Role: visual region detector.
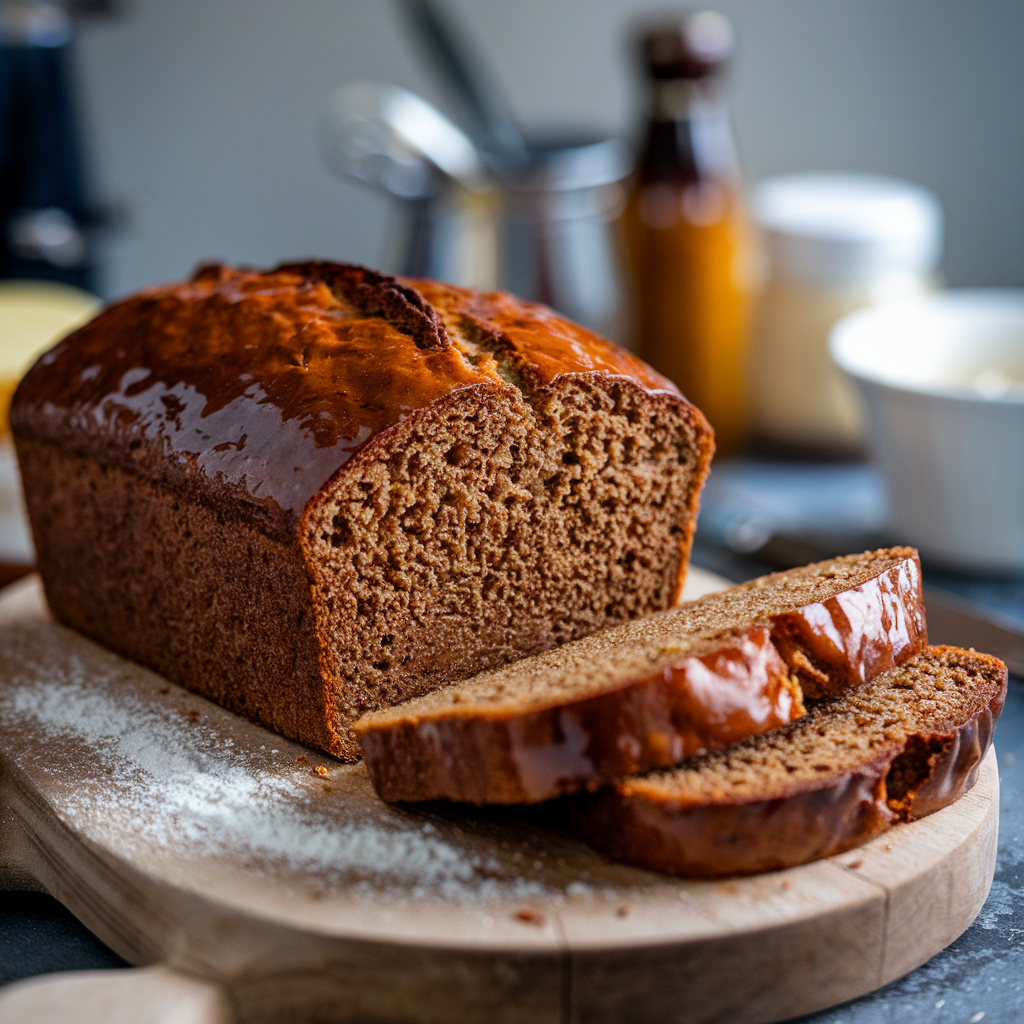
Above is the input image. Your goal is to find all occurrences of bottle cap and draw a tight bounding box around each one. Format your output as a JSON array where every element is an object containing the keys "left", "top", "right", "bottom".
[
  {"left": 638, "top": 11, "right": 734, "bottom": 80},
  {"left": 752, "top": 173, "right": 942, "bottom": 285}
]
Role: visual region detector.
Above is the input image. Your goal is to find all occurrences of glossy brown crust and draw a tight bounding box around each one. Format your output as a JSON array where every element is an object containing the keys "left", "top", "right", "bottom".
[
  {"left": 767, "top": 549, "right": 927, "bottom": 697},
  {"left": 12, "top": 261, "right": 694, "bottom": 538},
  {"left": 570, "top": 647, "right": 1007, "bottom": 878},
  {"left": 408, "top": 278, "right": 677, "bottom": 392},
  {"left": 359, "top": 626, "right": 803, "bottom": 804}
]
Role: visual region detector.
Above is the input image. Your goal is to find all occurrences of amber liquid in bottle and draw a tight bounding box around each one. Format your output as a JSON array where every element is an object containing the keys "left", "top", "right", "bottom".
[{"left": 624, "top": 34, "right": 751, "bottom": 457}]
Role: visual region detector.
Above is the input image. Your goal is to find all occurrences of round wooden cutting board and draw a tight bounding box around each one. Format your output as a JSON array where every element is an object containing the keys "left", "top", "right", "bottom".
[{"left": 0, "top": 576, "right": 999, "bottom": 1024}]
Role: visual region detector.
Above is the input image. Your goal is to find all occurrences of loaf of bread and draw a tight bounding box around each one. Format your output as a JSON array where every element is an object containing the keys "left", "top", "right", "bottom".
[
  {"left": 356, "top": 548, "right": 926, "bottom": 803},
  {"left": 569, "top": 646, "right": 1006, "bottom": 878},
  {"left": 11, "top": 262, "right": 713, "bottom": 759}
]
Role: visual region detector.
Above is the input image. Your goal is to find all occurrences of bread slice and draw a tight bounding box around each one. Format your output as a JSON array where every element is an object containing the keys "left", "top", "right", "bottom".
[
  {"left": 356, "top": 548, "right": 927, "bottom": 803},
  {"left": 569, "top": 646, "right": 1006, "bottom": 878}
]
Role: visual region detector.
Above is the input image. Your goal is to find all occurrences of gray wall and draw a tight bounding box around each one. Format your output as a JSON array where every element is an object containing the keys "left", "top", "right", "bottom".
[{"left": 74, "top": 0, "right": 1024, "bottom": 299}]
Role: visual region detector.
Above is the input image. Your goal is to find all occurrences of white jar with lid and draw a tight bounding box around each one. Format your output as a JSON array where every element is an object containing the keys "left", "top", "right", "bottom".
[{"left": 748, "top": 173, "right": 942, "bottom": 456}]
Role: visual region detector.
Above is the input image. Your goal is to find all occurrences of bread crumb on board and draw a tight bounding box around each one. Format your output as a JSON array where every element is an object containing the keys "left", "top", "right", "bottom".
[{"left": 514, "top": 909, "right": 546, "bottom": 926}]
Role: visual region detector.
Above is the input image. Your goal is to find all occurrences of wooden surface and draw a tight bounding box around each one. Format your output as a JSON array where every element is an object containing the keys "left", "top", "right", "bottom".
[{"left": 0, "top": 576, "right": 1000, "bottom": 1024}]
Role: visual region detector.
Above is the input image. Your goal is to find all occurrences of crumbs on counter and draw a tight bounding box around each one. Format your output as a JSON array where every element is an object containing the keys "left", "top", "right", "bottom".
[{"left": 514, "top": 909, "right": 546, "bottom": 926}]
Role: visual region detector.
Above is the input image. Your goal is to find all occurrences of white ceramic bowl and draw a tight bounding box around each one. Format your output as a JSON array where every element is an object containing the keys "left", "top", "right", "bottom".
[{"left": 830, "top": 290, "right": 1024, "bottom": 573}]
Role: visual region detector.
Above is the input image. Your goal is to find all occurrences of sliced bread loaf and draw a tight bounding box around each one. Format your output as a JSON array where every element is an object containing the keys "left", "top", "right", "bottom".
[
  {"left": 12, "top": 262, "right": 713, "bottom": 760},
  {"left": 356, "top": 548, "right": 926, "bottom": 803},
  {"left": 569, "top": 646, "right": 1006, "bottom": 878}
]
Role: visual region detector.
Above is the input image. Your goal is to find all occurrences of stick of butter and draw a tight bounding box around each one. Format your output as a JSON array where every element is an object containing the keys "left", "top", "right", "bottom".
[{"left": 0, "top": 280, "right": 100, "bottom": 437}]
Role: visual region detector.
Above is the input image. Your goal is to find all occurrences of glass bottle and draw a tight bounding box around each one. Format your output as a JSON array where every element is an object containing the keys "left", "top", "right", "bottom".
[{"left": 623, "top": 11, "right": 751, "bottom": 457}]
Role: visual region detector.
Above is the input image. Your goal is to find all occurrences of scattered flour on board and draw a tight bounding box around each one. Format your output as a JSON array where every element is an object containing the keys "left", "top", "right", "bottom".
[{"left": 0, "top": 619, "right": 586, "bottom": 904}]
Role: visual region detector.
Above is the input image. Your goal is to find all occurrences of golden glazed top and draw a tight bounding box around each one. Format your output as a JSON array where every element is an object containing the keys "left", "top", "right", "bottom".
[{"left": 11, "top": 262, "right": 682, "bottom": 537}]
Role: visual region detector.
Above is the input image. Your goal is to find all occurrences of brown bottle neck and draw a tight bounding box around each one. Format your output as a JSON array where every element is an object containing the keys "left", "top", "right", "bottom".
[
  {"left": 647, "top": 78, "right": 709, "bottom": 121},
  {"left": 638, "top": 77, "right": 738, "bottom": 185}
]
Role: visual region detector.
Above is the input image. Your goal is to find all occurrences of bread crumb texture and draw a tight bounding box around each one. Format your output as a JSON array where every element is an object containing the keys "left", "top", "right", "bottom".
[{"left": 305, "top": 375, "right": 705, "bottom": 756}]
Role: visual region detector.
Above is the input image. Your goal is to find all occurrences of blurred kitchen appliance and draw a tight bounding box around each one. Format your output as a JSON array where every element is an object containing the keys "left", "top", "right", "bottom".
[
  {"left": 622, "top": 10, "right": 751, "bottom": 456},
  {"left": 750, "top": 173, "right": 942, "bottom": 458},
  {"left": 321, "top": 82, "right": 631, "bottom": 344},
  {"left": 319, "top": 0, "right": 632, "bottom": 342},
  {"left": 0, "top": 0, "right": 103, "bottom": 290}
]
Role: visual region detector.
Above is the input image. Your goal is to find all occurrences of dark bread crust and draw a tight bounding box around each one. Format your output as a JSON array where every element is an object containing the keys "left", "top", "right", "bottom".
[
  {"left": 277, "top": 261, "right": 449, "bottom": 352},
  {"left": 356, "top": 548, "right": 926, "bottom": 803},
  {"left": 12, "top": 262, "right": 714, "bottom": 758},
  {"left": 16, "top": 436, "right": 333, "bottom": 751},
  {"left": 569, "top": 646, "right": 1006, "bottom": 878}
]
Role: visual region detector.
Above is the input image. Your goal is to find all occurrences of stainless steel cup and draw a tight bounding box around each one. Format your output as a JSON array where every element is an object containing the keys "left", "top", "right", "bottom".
[
  {"left": 322, "top": 85, "right": 632, "bottom": 344},
  {"left": 397, "top": 135, "right": 630, "bottom": 343}
]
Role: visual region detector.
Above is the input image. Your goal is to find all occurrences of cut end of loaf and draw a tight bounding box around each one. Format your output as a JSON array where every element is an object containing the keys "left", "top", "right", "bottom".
[{"left": 304, "top": 373, "right": 711, "bottom": 759}]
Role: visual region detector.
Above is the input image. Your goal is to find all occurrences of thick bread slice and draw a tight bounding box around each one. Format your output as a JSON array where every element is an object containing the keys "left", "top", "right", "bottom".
[
  {"left": 570, "top": 646, "right": 1006, "bottom": 878},
  {"left": 356, "top": 548, "right": 926, "bottom": 803}
]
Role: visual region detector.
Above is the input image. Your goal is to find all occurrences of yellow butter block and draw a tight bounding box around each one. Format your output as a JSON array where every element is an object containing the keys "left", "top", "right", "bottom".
[{"left": 0, "top": 280, "right": 100, "bottom": 436}]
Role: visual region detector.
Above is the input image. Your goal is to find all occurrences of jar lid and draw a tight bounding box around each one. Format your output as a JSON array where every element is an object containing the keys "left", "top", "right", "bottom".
[{"left": 752, "top": 173, "right": 943, "bottom": 284}]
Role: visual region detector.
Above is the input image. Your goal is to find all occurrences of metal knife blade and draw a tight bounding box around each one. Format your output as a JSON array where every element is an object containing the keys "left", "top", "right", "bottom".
[{"left": 924, "top": 585, "right": 1024, "bottom": 678}]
